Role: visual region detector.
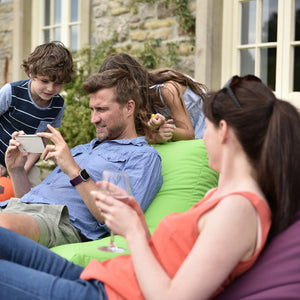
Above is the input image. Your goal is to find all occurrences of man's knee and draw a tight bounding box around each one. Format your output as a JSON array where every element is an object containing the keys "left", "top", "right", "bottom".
[{"left": 0, "top": 213, "right": 40, "bottom": 242}]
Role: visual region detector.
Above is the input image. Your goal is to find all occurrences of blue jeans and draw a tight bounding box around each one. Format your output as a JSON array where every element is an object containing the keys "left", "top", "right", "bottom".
[{"left": 0, "top": 227, "right": 106, "bottom": 300}]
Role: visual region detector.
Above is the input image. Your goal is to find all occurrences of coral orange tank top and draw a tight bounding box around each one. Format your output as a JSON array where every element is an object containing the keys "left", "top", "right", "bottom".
[{"left": 80, "top": 190, "right": 271, "bottom": 300}]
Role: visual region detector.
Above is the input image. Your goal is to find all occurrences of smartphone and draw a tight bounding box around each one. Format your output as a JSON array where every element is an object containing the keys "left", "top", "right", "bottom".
[{"left": 15, "top": 135, "right": 45, "bottom": 153}]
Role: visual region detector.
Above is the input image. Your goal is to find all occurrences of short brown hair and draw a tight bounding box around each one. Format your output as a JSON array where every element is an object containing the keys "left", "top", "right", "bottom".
[
  {"left": 22, "top": 41, "right": 74, "bottom": 83},
  {"left": 83, "top": 69, "right": 149, "bottom": 136}
]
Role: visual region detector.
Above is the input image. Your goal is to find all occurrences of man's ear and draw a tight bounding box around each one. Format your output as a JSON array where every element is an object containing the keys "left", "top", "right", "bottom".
[{"left": 126, "top": 100, "right": 135, "bottom": 116}]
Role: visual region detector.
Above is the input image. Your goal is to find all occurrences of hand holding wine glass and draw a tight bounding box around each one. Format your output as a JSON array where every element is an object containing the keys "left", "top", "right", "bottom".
[{"left": 98, "top": 170, "right": 131, "bottom": 253}]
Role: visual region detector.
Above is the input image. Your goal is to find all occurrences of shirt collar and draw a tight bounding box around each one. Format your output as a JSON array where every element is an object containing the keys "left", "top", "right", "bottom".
[{"left": 92, "top": 136, "right": 147, "bottom": 148}]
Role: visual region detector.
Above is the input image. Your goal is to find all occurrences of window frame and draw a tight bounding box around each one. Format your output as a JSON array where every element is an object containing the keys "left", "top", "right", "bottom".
[
  {"left": 222, "top": 0, "right": 300, "bottom": 107},
  {"left": 31, "top": 0, "right": 90, "bottom": 52}
]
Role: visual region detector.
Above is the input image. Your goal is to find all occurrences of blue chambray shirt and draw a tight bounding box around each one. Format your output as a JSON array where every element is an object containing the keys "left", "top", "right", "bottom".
[{"left": 4, "top": 137, "right": 163, "bottom": 240}]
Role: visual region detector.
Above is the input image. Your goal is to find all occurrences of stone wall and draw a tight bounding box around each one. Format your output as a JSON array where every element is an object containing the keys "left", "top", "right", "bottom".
[
  {"left": 0, "top": 0, "right": 13, "bottom": 87},
  {"left": 0, "top": 0, "right": 197, "bottom": 87},
  {"left": 91, "top": 0, "right": 197, "bottom": 75}
]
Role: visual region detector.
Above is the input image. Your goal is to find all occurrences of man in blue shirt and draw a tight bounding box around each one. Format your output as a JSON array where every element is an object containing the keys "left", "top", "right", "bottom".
[{"left": 0, "top": 69, "right": 163, "bottom": 248}]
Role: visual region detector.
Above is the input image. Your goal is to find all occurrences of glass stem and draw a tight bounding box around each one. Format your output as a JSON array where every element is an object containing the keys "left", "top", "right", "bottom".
[{"left": 109, "top": 231, "right": 115, "bottom": 246}]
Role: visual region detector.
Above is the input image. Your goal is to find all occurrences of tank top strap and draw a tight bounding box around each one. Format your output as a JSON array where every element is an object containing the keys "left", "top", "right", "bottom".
[{"left": 149, "top": 84, "right": 165, "bottom": 105}]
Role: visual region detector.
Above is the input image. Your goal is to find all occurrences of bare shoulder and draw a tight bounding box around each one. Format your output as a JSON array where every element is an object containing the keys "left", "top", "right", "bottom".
[
  {"left": 205, "top": 194, "right": 259, "bottom": 230},
  {"left": 161, "top": 81, "right": 185, "bottom": 104},
  {"left": 215, "top": 194, "right": 258, "bottom": 216}
]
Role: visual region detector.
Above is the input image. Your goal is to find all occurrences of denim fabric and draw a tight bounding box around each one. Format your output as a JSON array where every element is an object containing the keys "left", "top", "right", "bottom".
[{"left": 0, "top": 227, "right": 106, "bottom": 300}]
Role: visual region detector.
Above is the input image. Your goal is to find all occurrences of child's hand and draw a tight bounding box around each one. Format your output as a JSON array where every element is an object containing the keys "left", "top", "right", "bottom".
[
  {"left": 155, "top": 119, "right": 175, "bottom": 143},
  {"left": 148, "top": 113, "right": 166, "bottom": 130}
]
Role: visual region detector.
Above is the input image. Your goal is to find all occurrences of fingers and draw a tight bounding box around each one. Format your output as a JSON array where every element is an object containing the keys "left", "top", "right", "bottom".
[
  {"left": 91, "top": 189, "right": 131, "bottom": 209},
  {"left": 41, "top": 144, "right": 57, "bottom": 161},
  {"left": 154, "top": 113, "right": 165, "bottom": 122},
  {"left": 37, "top": 124, "right": 63, "bottom": 145},
  {"left": 149, "top": 113, "right": 166, "bottom": 130},
  {"left": 48, "top": 144, "right": 56, "bottom": 151},
  {"left": 11, "top": 131, "right": 25, "bottom": 139},
  {"left": 165, "top": 119, "right": 174, "bottom": 124}
]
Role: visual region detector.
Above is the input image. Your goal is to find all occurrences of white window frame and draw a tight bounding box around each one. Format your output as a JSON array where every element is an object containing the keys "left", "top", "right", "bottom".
[
  {"left": 222, "top": 0, "right": 300, "bottom": 108},
  {"left": 31, "top": 0, "right": 90, "bottom": 52}
]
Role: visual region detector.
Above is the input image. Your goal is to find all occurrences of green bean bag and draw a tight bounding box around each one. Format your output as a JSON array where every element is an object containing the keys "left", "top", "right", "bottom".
[{"left": 51, "top": 139, "right": 219, "bottom": 266}]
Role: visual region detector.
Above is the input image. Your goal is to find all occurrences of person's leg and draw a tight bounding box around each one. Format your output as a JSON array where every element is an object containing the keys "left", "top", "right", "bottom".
[
  {"left": 0, "top": 260, "right": 102, "bottom": 300},
  {"left": 0, "top": 198, "right": 40, "bottom": 242},
  {"left": 0, "top": 227, "right": 103, "bottom": 299},
  {"left": 0, "top": 226, "right": 82, "bottom": 279},
  {"left": 0, "top": 199, "right": 83, "bottom": 247},
  {"left": 0, "top": 212, "right": 40, "bottom": 241}
]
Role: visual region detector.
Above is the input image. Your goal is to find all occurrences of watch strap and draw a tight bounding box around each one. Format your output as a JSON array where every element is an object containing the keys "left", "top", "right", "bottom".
[{"left": 70, "top": 169, "right": 90, "bottom": 186}]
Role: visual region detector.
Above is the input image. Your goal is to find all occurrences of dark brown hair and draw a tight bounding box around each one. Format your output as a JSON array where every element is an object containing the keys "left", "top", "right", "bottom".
[
  {"left": 99, "top": 53, "right": 207, "bottom": 117},
  {"left": 203, "top": 79, "right": 300, "bottom": 238},
  {"left": 22, "top": 41, "right": 75, "bottom": 83},
  {"left": 83, "top": 69, "right": 149, "bottom": 136}
]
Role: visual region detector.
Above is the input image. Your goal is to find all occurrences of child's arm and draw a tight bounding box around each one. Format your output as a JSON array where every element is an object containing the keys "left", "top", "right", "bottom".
[
  {"left": 0, "top": 83, "right": 12, "bottom": 115},
  {"left": 161, "top": 82, "right": 195, "bottom": 141},
  {"left": 23, "top": 136, "right": 49, "bottom": 184}
]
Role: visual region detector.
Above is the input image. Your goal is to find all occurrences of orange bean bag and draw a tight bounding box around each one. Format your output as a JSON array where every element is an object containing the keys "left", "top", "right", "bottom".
[{"left": 0, "top": 176, "right": 14, "bottom": 202}]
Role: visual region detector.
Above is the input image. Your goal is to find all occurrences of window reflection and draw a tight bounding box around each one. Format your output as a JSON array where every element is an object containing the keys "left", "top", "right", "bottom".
[
  {"left": 44, "top": 0, "right": 50, "bottom": 26},
  {"left": 241, "top": 1, "right": 256, "bottom": 44},
  {"left": 240, "top": 48, "right": 255, "bottom": 76},
  {"left": 294, "top": 47, "right": 300, "bottom": 91},
  {"left": 260, "top": 48, "right": 276, "bottom": 90},
  {"left": 71, "top": 0, "right": 79, "bottom": 22},
  {"left": 261, "top": 0, "right": 278, "bottom": 43},
  {"left": 70, "top": 25, "right": 78, "bottom": 52},
  {"left": 44, "top": 29, "right": 50, "bottom": 43},
  {"left": 54, "top": 0, "right": 61, "bottom": 25},
  {"left": 54, "top": 27, "right": 61, "bottom": 41},
  {"left": 295, "top": 0, "right": 300, "bottom": 41}
]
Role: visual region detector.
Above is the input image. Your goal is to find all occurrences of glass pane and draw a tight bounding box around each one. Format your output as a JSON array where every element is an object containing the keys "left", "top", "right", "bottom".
[
  {"left": 44, "top": 0, "right": 50, "bottom": 26},
  {"left": 240, "top": 48, "right": 255, "bottom": 75},
  {"left": 71, "top": 0, "right": 79, "bottom": 22},
  {"left": 294, "top": 46, "right": 300, "bottom": 91},
  {"left": 241, "top": 0, "right": 256, "bottom": 44},
  {"left": 54, "top": 0, "right": 61, "bottom": 24},
  {"left": 70, "top": 25, "right": 78, "bottom": 52},
  {"left": 54, "top": 27, "right": 61, "bottom": 41},
  {"left": 261, "top": 0, "right": 278, "bottom": 42},
  {"left": 43, "top": 29, "right": 50, "bottom": 43},
  {"left": 295, "top": 0, "right": 300, "bottom": 40},
  {"left": 260, "top": 48, "right": 276, "bottom": 90}
]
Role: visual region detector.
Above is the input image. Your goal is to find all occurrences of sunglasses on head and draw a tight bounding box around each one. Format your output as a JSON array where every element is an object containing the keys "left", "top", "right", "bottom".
[{"left": 222, "top": 75, "right": 262, "bottom": 108}]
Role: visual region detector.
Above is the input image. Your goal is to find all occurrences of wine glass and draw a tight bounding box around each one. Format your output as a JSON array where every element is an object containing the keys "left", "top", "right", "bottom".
[{"left": 98, "top": 170, "right": 130, "bottom": 253}]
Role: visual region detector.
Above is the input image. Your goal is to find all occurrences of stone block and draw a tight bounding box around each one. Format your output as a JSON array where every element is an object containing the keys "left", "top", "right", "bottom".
[
  {"left": 179, "top": 43, "right": 195, "bottom": 55},
  {"left": 148, "top": 28, "right": 174, "bottom": 41},
  {"left": 130, "top": 31, "right": 147, "bottom": 42},
  {"left": 142, "top": 19, "right": 176, "bottom": 30}
]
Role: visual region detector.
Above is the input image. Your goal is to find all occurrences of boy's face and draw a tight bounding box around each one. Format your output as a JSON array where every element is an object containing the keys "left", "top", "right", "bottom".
[{"left": 30, "top": 75, "right": 64, "bottom": 105}]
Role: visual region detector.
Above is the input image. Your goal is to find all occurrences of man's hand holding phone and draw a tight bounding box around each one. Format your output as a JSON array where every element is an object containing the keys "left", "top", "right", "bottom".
[{"left": 15, "top": 135, "right": 45, "bottom": 153}]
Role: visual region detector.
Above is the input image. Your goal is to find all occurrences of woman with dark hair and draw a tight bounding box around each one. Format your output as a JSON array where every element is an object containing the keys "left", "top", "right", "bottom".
[
  {"left": 99, "top": 53, "right": 207, "bottom": 143},
  {"left": 0, "top": 76, "right": 299, "bottom": 300}
]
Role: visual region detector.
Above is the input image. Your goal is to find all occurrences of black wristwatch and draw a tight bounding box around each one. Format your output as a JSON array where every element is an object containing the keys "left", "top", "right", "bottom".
[{"left": 70, "top": 169, "right": 90, "bottom": 186}]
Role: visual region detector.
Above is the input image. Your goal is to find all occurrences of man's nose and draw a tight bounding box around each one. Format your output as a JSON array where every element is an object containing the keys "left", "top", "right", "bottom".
[{"left": 91, "top": 111, "right": 100, "bottom": 123}]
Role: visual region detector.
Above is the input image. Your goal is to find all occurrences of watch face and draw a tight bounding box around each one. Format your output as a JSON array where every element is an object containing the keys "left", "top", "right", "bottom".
[{"left": 80, "top": 169, "right": 90, "bottom": 180}]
